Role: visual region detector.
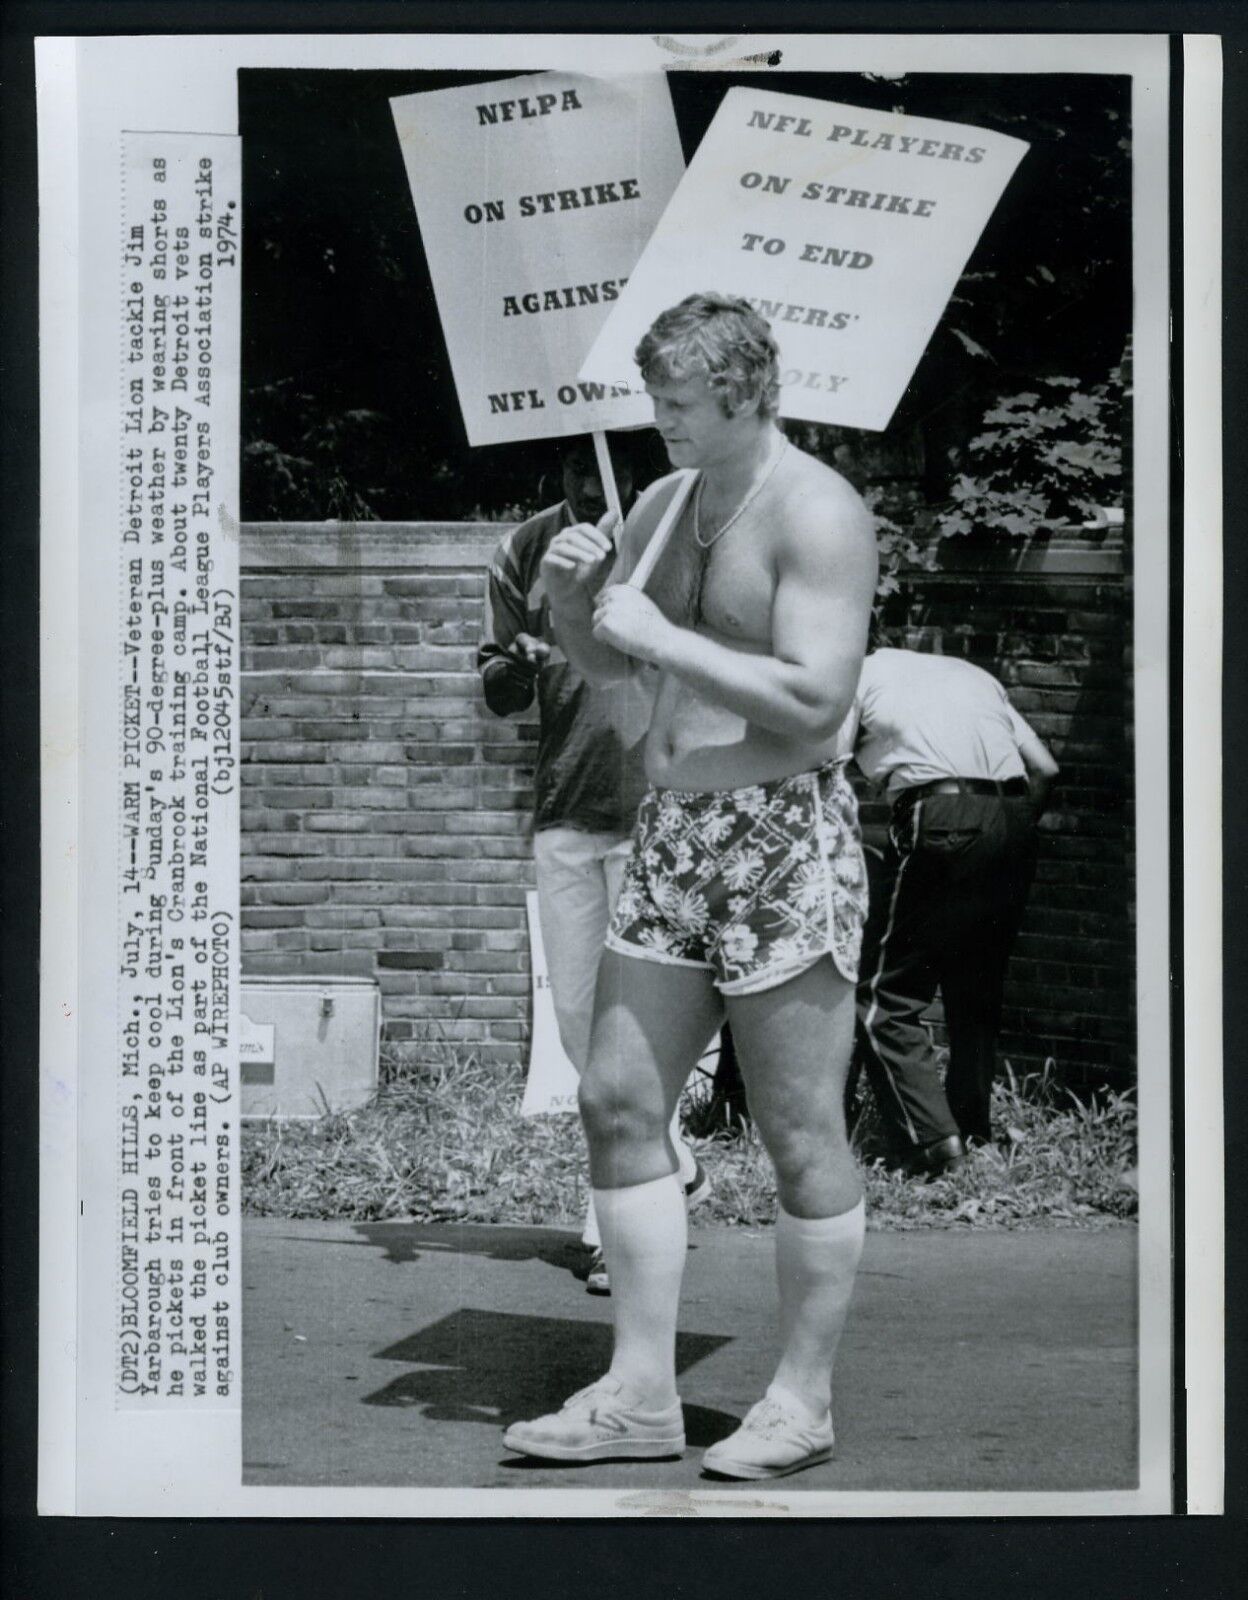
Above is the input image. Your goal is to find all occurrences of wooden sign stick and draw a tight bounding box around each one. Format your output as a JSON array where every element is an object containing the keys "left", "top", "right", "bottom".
[
  {"left": 623, "top": 467, "right": 698, "bottom": 591},
  {"left": 591, "top": 430, "right": 624, "bottom": 528}
]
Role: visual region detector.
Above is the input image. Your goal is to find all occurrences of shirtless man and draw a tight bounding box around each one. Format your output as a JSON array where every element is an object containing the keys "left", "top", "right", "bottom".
[{"left": 502, "top": 293, "right": 877, "bottom": 1480}]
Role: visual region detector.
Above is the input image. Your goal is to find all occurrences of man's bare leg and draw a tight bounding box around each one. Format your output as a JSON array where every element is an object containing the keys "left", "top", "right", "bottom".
[
  {"left": 502, "top": 952, "right": 721, "bottom": 1460},
  {"left": 728, "top": 957, "right": 861, "bottom": 1220},
  {"left": 703, "top": 958, "right": 864, "bottom": 1477},
  {"left": 535, "top": 836, "right": 704, "bottom": 1265},
  {"left": 579, "top": 951, "right": 723, "bottom": 1404}
]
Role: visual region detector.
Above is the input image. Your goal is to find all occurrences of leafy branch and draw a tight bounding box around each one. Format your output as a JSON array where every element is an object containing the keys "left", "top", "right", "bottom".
[{"left": 935, "top": 367, "right": 1125, "bottom": 540}]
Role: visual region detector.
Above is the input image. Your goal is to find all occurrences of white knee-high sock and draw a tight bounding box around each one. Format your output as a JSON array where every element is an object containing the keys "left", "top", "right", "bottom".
[
  {"left": 585, "top": 1116, "right": 688, "bottom": 1247},
  {"left": 770, "top": 1199, "right": 865, "bottom": 1422},
  {"left": 594, "top": 1174, "right": 687, "bottom": 1408}
]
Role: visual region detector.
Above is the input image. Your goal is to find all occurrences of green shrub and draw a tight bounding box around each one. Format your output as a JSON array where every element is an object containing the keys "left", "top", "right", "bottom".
[{"left": 936, "top": 366, "right": 1125, "bottom": 540}]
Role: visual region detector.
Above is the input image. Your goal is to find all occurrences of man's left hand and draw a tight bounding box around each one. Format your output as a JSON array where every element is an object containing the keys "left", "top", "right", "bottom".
[{"left": 591, "top": 585, "right": 675, "bottom": 666}]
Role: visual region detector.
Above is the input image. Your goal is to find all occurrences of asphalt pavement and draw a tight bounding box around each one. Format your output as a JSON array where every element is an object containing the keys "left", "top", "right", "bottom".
[{"left": 242, "top": 1217, "right": 1137, "bottom": 1493}]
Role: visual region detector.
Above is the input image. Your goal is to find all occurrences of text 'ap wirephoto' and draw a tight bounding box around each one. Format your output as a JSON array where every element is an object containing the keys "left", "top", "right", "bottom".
[
  {"left": 580, "top": 87, "right": 1029, "bottom": 431},
  {"left": 390, "top": 72, "right": 685, "bottom": 447}
]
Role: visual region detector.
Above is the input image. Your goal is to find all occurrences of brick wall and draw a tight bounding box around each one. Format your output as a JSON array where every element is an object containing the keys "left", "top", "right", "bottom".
[{"left": 240, "top": 522, "right": 1133, "bottom": 1086}]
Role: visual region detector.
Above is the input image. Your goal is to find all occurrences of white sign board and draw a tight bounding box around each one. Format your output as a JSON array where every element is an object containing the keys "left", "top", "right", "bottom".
[
  {"left": 520, "top": 891, "right": 580, "bottom": 1116},
  {"left": 580, "top": 87, "right": 1029, "bottom": 431},
  {"left": 238, "top": 1015, "right": 276, "bottom": 1067},
  {"left": 391, "top": 72, "right": 685, "bottom": 446}
]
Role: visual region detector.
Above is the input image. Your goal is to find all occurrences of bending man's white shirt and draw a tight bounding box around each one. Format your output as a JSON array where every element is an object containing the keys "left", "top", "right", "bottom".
[{"left": 847, "top": 646, "right": 1037, "bottom": 797}]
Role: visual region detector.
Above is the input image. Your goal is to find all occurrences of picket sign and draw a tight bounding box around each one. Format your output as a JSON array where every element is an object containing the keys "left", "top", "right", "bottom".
[
  {"left": 390, "top": 72, "right": 685, "bottom": 448},
  {"left": 581, "top": 87, "right": 1029, "bottom": 432},
  {"left": 521, "top": 891, "right": 579, "bottom": 1116}
]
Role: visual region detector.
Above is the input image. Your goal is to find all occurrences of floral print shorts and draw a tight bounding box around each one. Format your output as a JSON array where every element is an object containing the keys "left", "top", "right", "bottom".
[{"left": 605, "top": 760, "right": 868, "bottom": 995}]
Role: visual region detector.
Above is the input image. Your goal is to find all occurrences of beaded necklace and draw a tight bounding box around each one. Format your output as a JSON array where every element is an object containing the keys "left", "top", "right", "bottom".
[{"left": 693, "top": 435, "right": 789, "bottom": 550}]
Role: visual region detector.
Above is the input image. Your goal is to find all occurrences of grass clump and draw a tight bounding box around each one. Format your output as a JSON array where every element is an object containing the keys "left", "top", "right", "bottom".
[
  {"left": 241, "top": 1049, "right": 592, "bottom": 1225},
  {"left": 851, "top": 1061, "right": 1138, "bottom": 1229},
  {"left": 242, "top": 1051, "right": 1136, "bottom": 1231}
]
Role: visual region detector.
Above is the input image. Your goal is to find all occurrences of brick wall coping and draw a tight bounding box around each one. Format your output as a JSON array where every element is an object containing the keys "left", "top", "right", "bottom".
[
  {"left": 240, "top": 522, "right": 1123, "bottom": 578},
  {"left": 240, "top": 522, "right": 503, "bottom": 570}
]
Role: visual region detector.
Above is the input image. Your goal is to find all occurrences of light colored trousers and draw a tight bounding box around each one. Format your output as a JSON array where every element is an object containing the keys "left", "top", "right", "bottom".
[{"left": 534, "top": 826, "right": 696, "bottom": 1247}]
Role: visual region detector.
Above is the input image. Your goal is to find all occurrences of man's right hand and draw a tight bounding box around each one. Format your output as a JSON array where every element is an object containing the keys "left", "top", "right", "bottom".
[{"left": 540, "top": 511, "right": 620, "bottom": 609}]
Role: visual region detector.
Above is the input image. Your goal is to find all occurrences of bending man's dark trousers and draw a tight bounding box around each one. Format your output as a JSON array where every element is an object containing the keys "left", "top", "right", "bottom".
[{"left": 855, "top": 788, "right": 1039, "bottom": 1150}]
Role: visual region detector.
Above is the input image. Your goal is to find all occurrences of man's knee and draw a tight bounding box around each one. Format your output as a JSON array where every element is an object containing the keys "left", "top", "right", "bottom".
[
  {"left": 764, "top": 1118, "right": 848, "bottom": 1186},
  {"left": 577, "top": 1070, "right": 666, "bottom": 1153}
]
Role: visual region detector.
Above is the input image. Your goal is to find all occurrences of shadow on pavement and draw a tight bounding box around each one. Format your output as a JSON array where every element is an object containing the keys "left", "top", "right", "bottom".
[
  {"left": 362, "top": 1308, "right": 732, "bottom": 1431},
  {"left": 350, "top": 1220, "right": 586, "bottom": 1272}
]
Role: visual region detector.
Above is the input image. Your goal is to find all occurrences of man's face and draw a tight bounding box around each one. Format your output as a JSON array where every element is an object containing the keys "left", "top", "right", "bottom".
[
  {"left": 646, "top": 372, "right": 744, "bottom": 470},
  {"left": 563, "top": 456, "right": 634, "bottom": 523}
]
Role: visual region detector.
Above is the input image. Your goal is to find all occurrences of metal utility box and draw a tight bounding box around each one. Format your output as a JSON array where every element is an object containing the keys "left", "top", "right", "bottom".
[{"left": 240, "top": 975, "right": 381, "bottom": 1121}]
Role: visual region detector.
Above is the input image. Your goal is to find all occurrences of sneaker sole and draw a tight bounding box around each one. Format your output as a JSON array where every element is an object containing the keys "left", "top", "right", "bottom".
[
  {"left": 585, "top": 1278, "right": 610, "bottom": 1296},
  {"left": 701, "top": 1445, "right": 834, "bottom": 1481},
  {"left": 502, "top": 1433, "right": 685, "bottom": 1463}
]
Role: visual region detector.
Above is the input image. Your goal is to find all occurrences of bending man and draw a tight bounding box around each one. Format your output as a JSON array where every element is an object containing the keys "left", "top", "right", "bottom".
[
  {"left": 503, "top": 294, "right": 877, "bottom": 1480},
  {"left": 851, "top": 643, "right": 1059, "bottom": 1173}
]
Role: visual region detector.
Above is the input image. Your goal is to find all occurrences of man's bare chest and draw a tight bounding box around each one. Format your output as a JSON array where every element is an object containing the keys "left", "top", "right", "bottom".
[{"left": 650, "top": 504, "right": 775, "bottom": 644}]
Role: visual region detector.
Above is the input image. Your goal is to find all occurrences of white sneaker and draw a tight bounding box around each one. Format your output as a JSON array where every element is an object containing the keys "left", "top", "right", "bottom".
[
  {"left": 702, "top": 1394, "right": 834, "bottom": 1480},
  {"left": 503, "top": 1376, "right": 685, "bottom": 1463}
]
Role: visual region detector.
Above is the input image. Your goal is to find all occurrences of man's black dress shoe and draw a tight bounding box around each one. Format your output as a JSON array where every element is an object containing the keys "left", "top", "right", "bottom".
[{"left": 908, "top": 1134, "right": 967, "bottom": 1177}]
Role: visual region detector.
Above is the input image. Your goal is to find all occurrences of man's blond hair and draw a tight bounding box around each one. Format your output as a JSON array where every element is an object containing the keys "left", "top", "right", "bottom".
[{"left": 635, "top": 292, "right": 781, "bottom": 419}]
